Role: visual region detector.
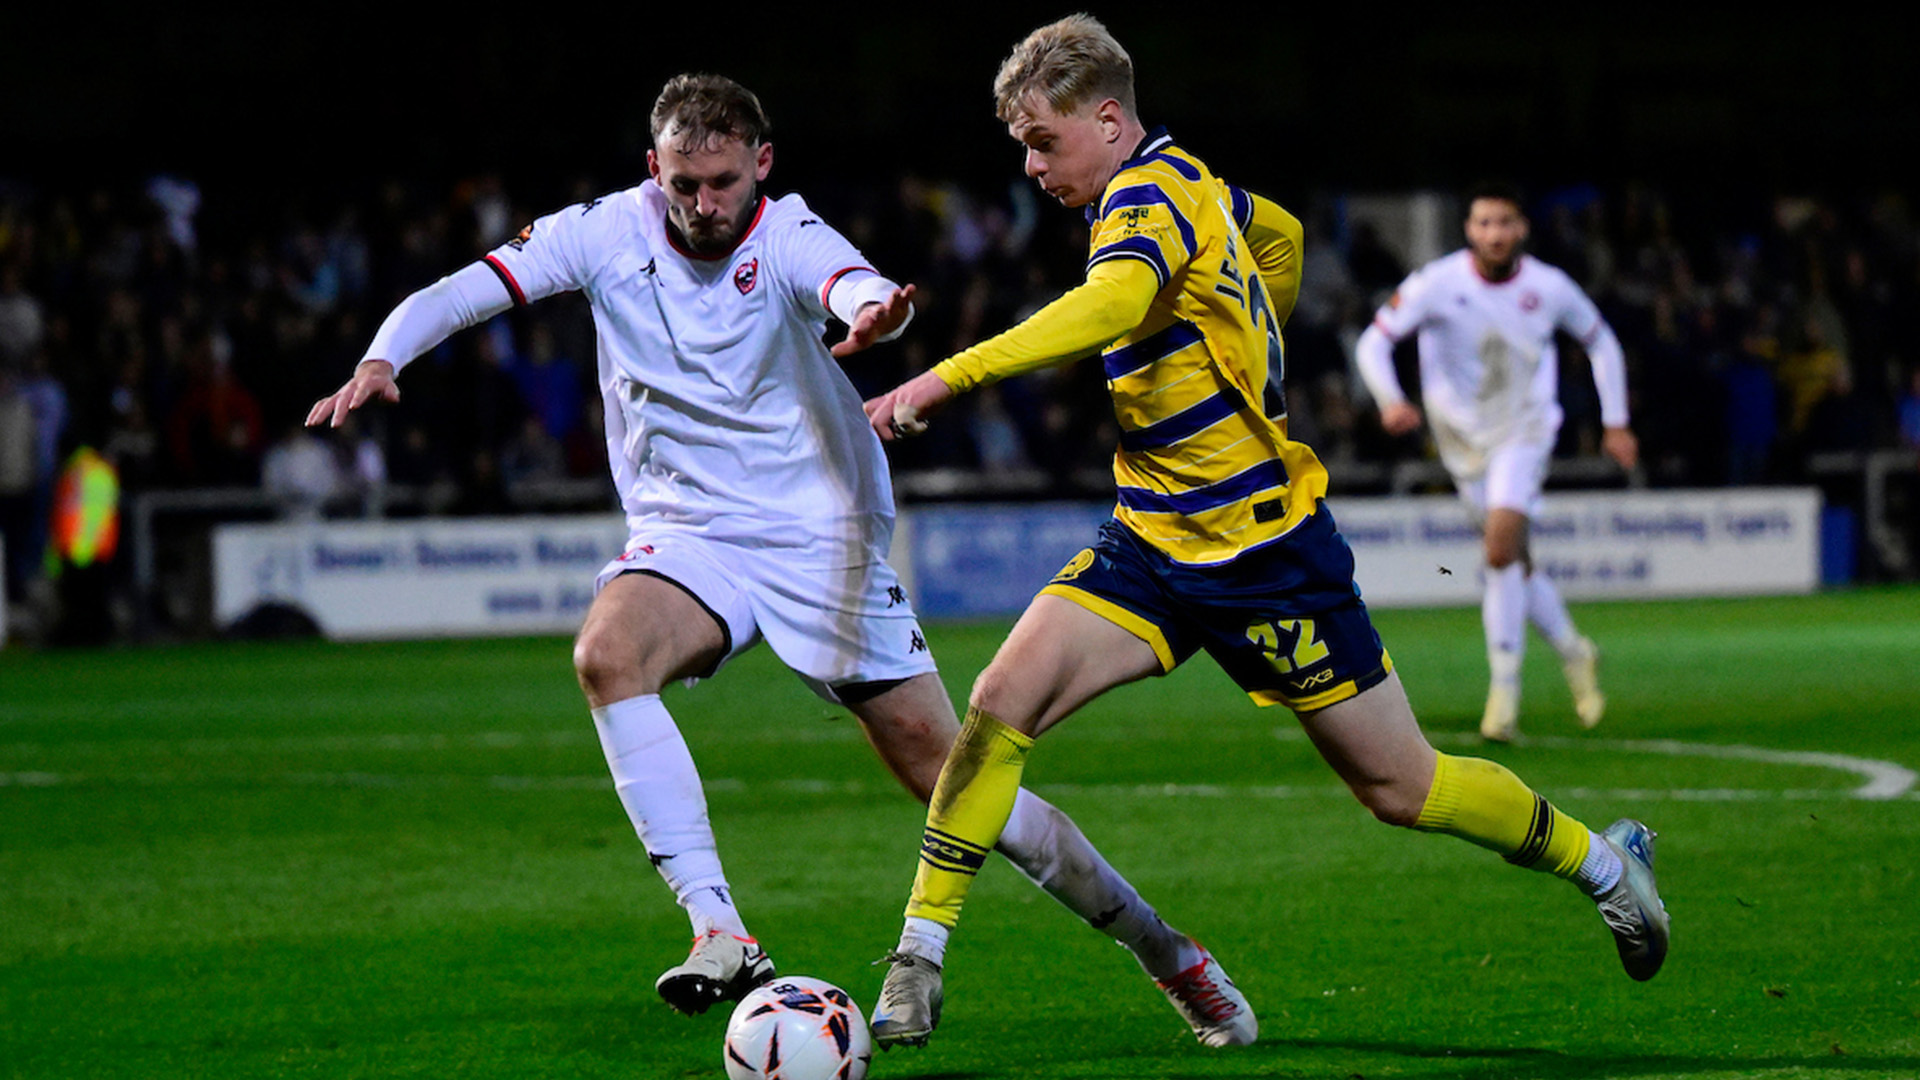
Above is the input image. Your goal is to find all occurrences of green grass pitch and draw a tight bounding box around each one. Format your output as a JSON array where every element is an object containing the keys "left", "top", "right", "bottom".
[{"left": 4, "top": 588, "right": 1918, "bottom": 1079}]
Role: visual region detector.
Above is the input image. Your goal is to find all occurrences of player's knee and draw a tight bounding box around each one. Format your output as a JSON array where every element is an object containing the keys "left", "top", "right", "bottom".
[
  {"left": 1353, "top": 779, "right": 1427, "bottom": 829},
  {"left": 573, "top": 627, "right": 642, "bottom": 703},
  {"left": 1484, "top": 540, "right": 1523, "bottom": 569},
  {"left": 965, "top": 671, "right": 1011, "bottom": 721},
  {"left": 966, "top": 666, "right": 1041, "bottom": 732}
]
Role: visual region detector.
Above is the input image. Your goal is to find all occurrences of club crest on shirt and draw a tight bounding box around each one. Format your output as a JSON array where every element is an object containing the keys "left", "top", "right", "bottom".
[
  {"left": 1051, "top": 547, "right": 1097, "bottom": 583},
  {"left": 1520, "top": 290, "right": 1541, "bottom": 312},
  {"left": 734, "top": 257, "right": 759, "bottom": 295}
]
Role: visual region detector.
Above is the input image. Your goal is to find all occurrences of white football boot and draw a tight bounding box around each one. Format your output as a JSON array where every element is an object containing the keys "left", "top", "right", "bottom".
[
  {"left": 655, "top": 930, "right": 776, "bottom": 1015},
  {"left": 1594, "top": 819, "right": 1670, "bottom": 981},
  {"left": 1156, "top": 948, "right": 1257, "bottom": 1047},
  {"left": 869, "top": 951, "right": 943, "bottom": 1048},
  {"left": 1479, "top": 682, "right": 1520, "bottom": 743},
  {"left": 1561, "top": 636, "right": 1606, "bottom": 728}
]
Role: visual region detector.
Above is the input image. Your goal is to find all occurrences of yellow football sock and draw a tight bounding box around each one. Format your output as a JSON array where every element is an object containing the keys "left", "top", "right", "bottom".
[
  {"left": 903, "top": 707, "right": 1034, "bottom": 929},
  {"left": 1415, "top": 751, "right": 1591, "bottom": 879}
]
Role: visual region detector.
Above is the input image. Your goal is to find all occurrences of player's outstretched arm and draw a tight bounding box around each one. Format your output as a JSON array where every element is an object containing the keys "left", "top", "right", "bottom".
[
  {"left": 831, "top": 284, "right": 918, "bottom": 358},
  {"left": 864, "top": 259, "right": 1156, "bottom": 442},
  {"left": 306, "top": 360, "right": 399, "bottom": 429},
  {"left": 304, "top": 261, "right": 515, "bottom": 429},
  {"left": 865, "top": 369, "right": 955, "bottom": 442}
]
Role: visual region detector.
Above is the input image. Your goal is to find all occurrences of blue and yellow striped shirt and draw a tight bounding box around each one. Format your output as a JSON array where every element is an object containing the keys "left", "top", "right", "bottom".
[{"left": 1086, "top": 131, "right": 1326, "bottom": 565}]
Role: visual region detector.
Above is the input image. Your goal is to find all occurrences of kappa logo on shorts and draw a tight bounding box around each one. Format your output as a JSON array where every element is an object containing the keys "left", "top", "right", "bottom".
[
  {"left": 909, "top": 630, "right": 928, "bottom": 654},
  {"left": 734, "top": 257, "right": 759, "bottom": 295}
]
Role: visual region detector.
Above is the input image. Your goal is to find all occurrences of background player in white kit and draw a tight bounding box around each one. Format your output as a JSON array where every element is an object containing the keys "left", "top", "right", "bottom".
[
  {"left": 1354, "top": 184, "right": 1638, "bottom": 742},
  {"left": 307, "top": 74, "right": 1242, "bottom": 1040}
]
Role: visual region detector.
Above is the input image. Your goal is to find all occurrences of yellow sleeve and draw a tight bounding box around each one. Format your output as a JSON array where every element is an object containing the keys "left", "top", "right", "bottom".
[
  {"left": 932, "top": 258, "right": 1160, "bottom": 392},
  {"left": 1239, "top": 190, "right": 1303, "bottom": 329}
]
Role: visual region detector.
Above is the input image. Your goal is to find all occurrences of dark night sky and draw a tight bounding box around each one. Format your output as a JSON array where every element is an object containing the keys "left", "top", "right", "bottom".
[{"left": 6, "top": 5, "right": 1915, "bottom": 212}]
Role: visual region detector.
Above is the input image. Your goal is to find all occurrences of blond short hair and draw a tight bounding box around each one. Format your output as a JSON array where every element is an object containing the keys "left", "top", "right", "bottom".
[{"left": 993, "top": 14, "right": 1136, "bottom": 124}]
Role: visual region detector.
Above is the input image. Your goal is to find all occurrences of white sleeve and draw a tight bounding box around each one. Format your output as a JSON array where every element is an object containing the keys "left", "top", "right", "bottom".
[
  {"left": 1353, "top": 322, "right": 1407, "bottom": 409},
  {"left": 1353, "top": 270, "right": 1427, "bottom": 408},
  {"left": 1558, "top": 286, "right": 1630, "bottom": 427},
  {"left": 481, "top": 200, "right": 603, "bottom": 307},
  {"left": 824, "top": 268, "right": 914, "bottom": 343},
  {"left": 1369, "top": 269, "right": 1430, "bottom": 343},
  {"left": 772, "top": 198, "right": 913, "bottom": 340},
  {"left": 361, "top": 262, "right": 514, "bottom": 373}
]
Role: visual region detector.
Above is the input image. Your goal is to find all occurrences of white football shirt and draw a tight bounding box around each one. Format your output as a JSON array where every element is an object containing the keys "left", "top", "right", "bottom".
[
  {"left": 1356, "top": 250, "right": 1627, "bottom": 455},
  {"left": 482, "top": 183, "right": 896, "bottom": 568}
]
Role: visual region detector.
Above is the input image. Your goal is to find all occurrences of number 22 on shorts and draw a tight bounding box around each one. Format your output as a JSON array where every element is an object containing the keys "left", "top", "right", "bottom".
[{"left": 1245, "top": 618, "right": 1328, "bottom": 674}]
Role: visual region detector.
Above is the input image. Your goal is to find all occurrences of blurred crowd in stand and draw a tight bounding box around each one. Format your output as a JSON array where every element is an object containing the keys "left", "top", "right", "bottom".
[{"left": 3, "top": 168, "right": 1920, "bottom": 625}]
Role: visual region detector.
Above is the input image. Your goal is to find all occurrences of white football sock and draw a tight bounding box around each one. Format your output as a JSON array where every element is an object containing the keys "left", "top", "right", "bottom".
[
  {"left": 996, "top": 788, "right": 1200, "bottom": 980},
  {"left": 1574, "top": 831, "right": 1625, "bottom": 897},
  {"left": 1524, "top": 569, "right": 1580, "bottom": 654},
  {"left": 897, "top": 916, "right": 950, "bottom": 967},
  {"left": 1483, "top": 562, "right": 1527, "bottom": 689},
  {"left": 592, "top": 694, "right": 747, "bottom": 938}
]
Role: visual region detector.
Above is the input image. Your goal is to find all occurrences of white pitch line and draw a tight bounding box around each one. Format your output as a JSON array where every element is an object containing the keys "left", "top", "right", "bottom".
[
  {"left": 0, "top": 726, "right": 858, "bottom": 758},
  {"left": 4, "top": 730, "right": 1913, "bottom": 802},
  {"left": 1425, "top": 731, "right": 1918, "bottom": 801},
  {"left": 5, "top": 772, "right": 1919, "bottom": 803},
  {"left": 1267, "top": 727, "right": 1918, "bottom": 802}
]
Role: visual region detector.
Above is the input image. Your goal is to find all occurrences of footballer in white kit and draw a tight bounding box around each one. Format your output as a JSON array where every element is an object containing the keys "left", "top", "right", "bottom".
[
  {"left": 309, "top": 74, "right": 1234, "bottom": 1039},
  {"left": 1355, "top": 184, "right": 1637, "bottom": 741},
  {"left": 486, "top": 177, "right": 933, "bottom": 698}
]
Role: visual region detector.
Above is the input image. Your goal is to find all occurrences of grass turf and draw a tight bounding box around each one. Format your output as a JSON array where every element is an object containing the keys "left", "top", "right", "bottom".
[{"left": 3, "top": 587, "right": 1918, "bottom": 1078}]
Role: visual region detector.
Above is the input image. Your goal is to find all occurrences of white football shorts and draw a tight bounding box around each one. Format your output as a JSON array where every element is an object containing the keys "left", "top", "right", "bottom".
[
  {"left": 593, "top": 530, "right": 937, "bottom": 704},
  {"left": 1450, "top": 430, "right": 1554, "bottom": 523}
]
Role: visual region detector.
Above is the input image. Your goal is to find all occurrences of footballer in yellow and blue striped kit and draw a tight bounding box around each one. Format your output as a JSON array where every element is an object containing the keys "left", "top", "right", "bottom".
[
  {"left": 933, "top": 127, "right": 1390, "bottom": 713},
  {"left": 866, "top": 15, "right": 1668, "bottom": 1053}
]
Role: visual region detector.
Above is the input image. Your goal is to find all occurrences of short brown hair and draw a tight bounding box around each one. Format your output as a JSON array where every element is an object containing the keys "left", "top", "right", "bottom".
[
  {"left": 650, "top": 74, "right": 773, "bottom": 152},
  {"left": 993, "top": 14, "right": 1135, "bottom": 124}
]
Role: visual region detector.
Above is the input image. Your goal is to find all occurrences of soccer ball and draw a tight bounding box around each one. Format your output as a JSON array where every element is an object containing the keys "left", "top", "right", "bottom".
[{"left": 722, "top": 976, "right": 872, "bottom": 1080}]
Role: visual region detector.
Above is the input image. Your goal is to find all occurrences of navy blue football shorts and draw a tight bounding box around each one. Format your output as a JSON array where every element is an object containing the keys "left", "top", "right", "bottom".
[{"left": 1038, "top": 501, "right": 1393, "bottom": 712}]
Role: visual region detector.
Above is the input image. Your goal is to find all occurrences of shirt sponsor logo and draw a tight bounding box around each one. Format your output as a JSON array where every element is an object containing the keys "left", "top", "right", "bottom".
[{"left": 734, "top": 257, "right": 759, "bottom": 295}]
